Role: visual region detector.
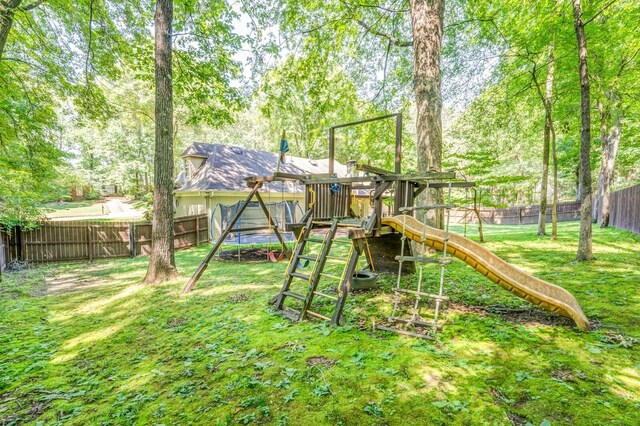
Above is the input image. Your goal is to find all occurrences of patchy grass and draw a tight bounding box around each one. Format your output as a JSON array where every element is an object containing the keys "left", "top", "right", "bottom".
[
  {"left": 44, "top": 201, "right": 110, "bottom": 219},
  {"left": 0, "top": 221, "right": 639, "bottom": 425}
]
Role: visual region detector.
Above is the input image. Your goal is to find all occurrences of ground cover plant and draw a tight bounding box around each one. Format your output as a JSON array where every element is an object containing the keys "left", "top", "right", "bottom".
[{"left": 1, "top": 222, "right": 638, "bottom": 425}]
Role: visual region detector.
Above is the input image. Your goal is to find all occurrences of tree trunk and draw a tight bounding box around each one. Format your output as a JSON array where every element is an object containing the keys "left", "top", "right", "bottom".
[
  {"left": 533, "top": 44, "right": 556, "bottom": 238},
  {"left": 572, "top": 0, "right": 593, "bottom": 261},
  {"left": 409, "top": 0, "right": 445, "bottom": 228},
  {"left": 551, "top": 128, "right": 558, "bottom": 240},
  {"left": 0, "top": 0, "right": 22, "bottom": 60},
  {"left": 537, "top": 94, "right": 550, "bottom": 236},
  {"left": 546, "top": 46, "right": 558, "bottom": 240},
  {"left": 597, "top": 92, "right": 621, "bottom": 228},
  {"left": 144, "top": 0, "right": 178, "bottom": 284},
  {"left": 473, "top": 188, "right": 484, "bottom": 243},
  {"left": 595, "top": 99, "right": 607, "bottom": 225}
]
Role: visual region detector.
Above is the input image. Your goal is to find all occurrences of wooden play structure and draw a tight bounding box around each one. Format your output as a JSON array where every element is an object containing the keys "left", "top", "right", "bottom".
[{"left": 183, "top": 113, "right": 590, "bottom": 337}]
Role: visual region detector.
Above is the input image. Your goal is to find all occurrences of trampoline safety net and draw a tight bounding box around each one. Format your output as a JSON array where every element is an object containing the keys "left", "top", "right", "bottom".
[{"left": 211, "top": 201, "right": 303, "bottom": 244}]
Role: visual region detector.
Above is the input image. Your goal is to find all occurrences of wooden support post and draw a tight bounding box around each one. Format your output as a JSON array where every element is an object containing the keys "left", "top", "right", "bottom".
[
  {"left": 129, "top": 223, "right": 136, "bottom": 257},
  {"left": 331, "top": 234, "right": 364, "bottom": 325},
  {"left": 195, "top": 215, "right": 200, "bottom": 246},
  {"left": 17, "top": 226, "right": 24, "bottom": 261},
  {"left": 87, "top": 224, "right": 93, "bottom": 261}
]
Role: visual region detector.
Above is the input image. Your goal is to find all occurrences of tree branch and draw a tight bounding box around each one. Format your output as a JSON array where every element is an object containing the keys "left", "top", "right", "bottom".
[
  {"left": 584, "top": 0, "right": 618, "bottom": 26},
  {"left": 339, "top": 0, "right": 408, "bottom": 14},
  {"left": 85, "top": 0, "right": 94, "bottom": 85},
  {"left": 356, "top": 19, "right": 412, "bottom": 47},
  {"left": 19, "top": 0, "right": 45, "bottom": 11}
]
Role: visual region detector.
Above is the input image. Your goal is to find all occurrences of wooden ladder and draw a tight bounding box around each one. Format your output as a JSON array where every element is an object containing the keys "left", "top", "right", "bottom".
[{"left": 273, "top": 218, "right": 366, "bottom": 325}]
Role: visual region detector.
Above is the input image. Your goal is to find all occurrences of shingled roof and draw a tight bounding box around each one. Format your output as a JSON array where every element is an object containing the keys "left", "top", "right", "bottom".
[{"left": 177, "top": 143, "right": 349, "bottom": 193}]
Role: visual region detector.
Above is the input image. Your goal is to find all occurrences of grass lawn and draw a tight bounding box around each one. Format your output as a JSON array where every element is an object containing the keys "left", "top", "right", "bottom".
[
  {"left": 44, "top": 201, "right": 110, "bottom": 219},
  {"left": 1, "top": 222, "right": 638, "bottom": 425}
]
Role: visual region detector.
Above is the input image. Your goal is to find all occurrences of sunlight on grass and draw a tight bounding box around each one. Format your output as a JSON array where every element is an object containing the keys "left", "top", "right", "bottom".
[
  {"left": 51, "top": 284, "right": 145, "bottom": 321},
  {"left": 194, "top": 282, "right": 275, "bottom": 297},
  {"left": 51, "top": 321, "right": 131, "bottom": 363}
]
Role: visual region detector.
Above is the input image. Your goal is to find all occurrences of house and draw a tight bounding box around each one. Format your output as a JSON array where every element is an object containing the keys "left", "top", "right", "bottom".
[{"left": 175, "top": 143, "right": 371, "bottom": 241}]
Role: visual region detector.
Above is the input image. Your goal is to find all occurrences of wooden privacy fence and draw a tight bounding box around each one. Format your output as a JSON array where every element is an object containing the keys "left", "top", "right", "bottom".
[
  {"left": 1, "top": 214, "right": 208, "bottom": 264},
  {"left": 608, "top": 184, "right": 640, "bottom": 234},
  {"left": 448, "top": 201, "right": 582, "bottom": 225}
]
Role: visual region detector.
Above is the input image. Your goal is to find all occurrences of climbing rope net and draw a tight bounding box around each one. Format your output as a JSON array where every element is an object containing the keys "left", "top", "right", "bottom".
[{"left": 382, "top": 181, "right": 454, "bottom": 339}]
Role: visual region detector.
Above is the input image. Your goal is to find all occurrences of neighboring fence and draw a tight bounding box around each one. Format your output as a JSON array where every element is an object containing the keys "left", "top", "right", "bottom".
[
  {"left": 608, "top": 184, "right": 640, "bottom": 234},
  {"left": 449, "top": 201, "right": 582, "bottom": 225},
  {"left": 1, "top": 214, "right": 208, "bottom": 264}
]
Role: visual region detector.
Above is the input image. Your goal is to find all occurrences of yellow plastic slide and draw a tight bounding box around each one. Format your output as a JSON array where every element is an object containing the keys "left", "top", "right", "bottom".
[{"left": 381, "top": 215, "right": 590, "bottom": 331}]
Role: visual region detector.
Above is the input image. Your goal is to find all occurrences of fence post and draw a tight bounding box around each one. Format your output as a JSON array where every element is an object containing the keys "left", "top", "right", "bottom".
[
  {"left": 129, "top": 223, "right": 136, "bottom": 257},
  {"left": 195, "top": 216, "right": 200, "bottom": 246},
  {"left": 519, "top": 207, "right": 523, "bottom": 225},
  {"left": 17, "top": 226, "right": 25, "bottom": 261},
  {"left": 87, "top": 224, "right": 93, "bottom": 261}
]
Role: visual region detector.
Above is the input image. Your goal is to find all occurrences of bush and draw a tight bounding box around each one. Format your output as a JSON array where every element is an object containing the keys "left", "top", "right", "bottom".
[{"left": 85, "top": 188, "right": 102, "bottom": 200}]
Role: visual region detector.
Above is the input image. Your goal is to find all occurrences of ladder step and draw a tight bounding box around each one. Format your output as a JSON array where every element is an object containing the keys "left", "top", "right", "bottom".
[
  {"left": 394, "top": 288, "right": 449, "bottom": 301},
  {"left": 399, "top": 204, "right": 454, "bottom": 212},
  {"left": 289, "top": 272, "right": 311, "bottom": 281},
  {"left": 326, "top": 255, "right": 346, "bottom": 262},
  {"left": 313, "top": 291, "right": 338, "bottom": 301},
  {"left": 298, "top": 254, "right": 318, "bottom": 261},
  {"left": 306, "top": 310, "right": 331, "bottom": 321},
  {"left": 283, "top": 291, "right": 306, "bottom": 301},
  {"left": 375, "top": 324, "right": 436, "bottom": 340},
  {"left": 331, "top": 239, "right": 352, "bottom": 244},
  {"left": 395, "top": 256, "right": 452, "bottom": 265},
  {"left": 305, "top": 236, "right": 325, "bottom": 243},
  {"left": 298, "top": 254, "right": 345, "bottom": 263},
  {"left": 388, "top": 316, "right": 438, "bottom": 328},
  {"left": 320, "top": 273, "right": 342, "bottom": 280},
  {"left": 304, "top": 236, "right": 351, "bottom": 245}
]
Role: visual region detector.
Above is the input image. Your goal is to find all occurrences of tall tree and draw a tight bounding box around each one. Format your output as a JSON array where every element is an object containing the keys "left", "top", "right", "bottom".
[
  {"left": 410, "top": 0, "right": 445, "bottom": 227},
  {"left": 548, "top": 49, "right": 559, "bottom": 240},
  {"left": 572, "top": 0, "right": 593, "bottom": 261},
  {"left": 531, "top": 43, "right": 556, "bottom": 237},
  {"left": 144, "top": 0, "right": 178, "bottom": 284}
]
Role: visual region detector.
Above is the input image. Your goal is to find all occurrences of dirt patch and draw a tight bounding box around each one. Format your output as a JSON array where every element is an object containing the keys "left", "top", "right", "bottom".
[
  {"left": 306, "top": 356, "right": 336, "bottom": 368},
  {"left": 489, "top": 388, "right": 513, "bottom": 404},
  {"left": 601, "top": 331, "right": 637, "bottom": 348},
  {"left": 506, "top": 412, "right": 528, "bottom": 425},
  {"left": 216, "top": 247, "right": 286, "bottom": 262},
  {"left": 229, "top": 293, "right": 249, "bottom": 303},
  {"left": 167, "top": 317, "right": 188, "bottom": 328},
  {"left": 45, "top": 274, "right": 105, "bottom": 295},
  {"left": 451, "top": 303, "right": 575, "bottom": 328}
]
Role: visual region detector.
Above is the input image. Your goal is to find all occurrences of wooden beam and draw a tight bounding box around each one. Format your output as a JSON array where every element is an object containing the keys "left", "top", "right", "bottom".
[{"left": 355, "top": 163, "right": 394, "bottom": 175}]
